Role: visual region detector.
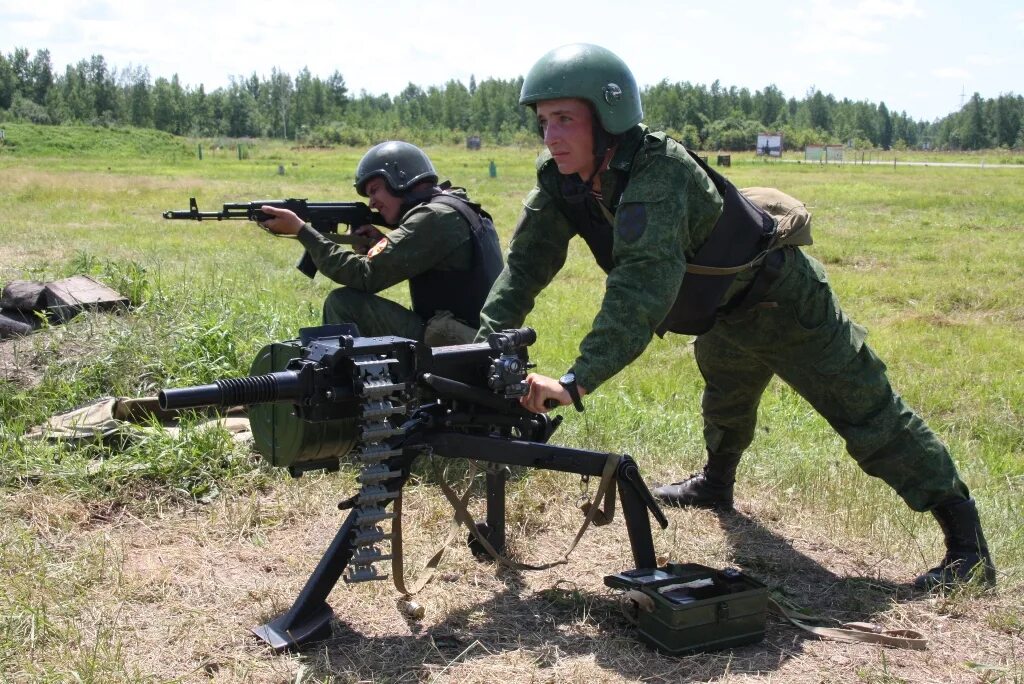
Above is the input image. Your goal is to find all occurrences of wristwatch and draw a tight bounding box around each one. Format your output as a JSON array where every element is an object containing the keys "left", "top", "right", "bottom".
[{"left": 559, "top": 371, "right": 585, "bottom": 413}]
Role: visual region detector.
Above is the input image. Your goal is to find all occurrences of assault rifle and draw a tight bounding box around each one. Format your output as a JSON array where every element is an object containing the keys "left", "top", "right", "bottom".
[
  {"left": 162, "top": 197, "right": 386, "bottom": 278},
  {"left": 159, "top": 325, "right": 668, "bottom": 651}
]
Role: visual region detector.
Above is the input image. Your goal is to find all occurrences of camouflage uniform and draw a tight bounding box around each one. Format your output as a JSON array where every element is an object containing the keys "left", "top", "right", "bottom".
[
  {"left": 479, "top": 124, "right": 970, "bottom": 512},
  {"left": 296, "top": 193, "right": 476, "bottom": 342}
]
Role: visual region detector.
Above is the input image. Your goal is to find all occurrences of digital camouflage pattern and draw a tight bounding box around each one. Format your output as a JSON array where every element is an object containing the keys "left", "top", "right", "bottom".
[
  {"left": 479, "top": 125, "right": 723, "bottom": 390},
  {"left": 696, "top": 248, "right": 969, "bottom": 511},
  {"left": 479, "top": 123, "right": 970, "bottom": 512},
  {"left": 297, "top": 196, "right": 474, "bottom": 340}
]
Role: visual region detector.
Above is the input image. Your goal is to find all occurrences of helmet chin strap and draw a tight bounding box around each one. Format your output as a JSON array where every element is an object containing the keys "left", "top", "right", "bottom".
[
  {"left": 561, "top": 127, "right": 617, "bottom": 206},
  {"left": 583, "top": 127, "right": 616, "bottom": 189}
]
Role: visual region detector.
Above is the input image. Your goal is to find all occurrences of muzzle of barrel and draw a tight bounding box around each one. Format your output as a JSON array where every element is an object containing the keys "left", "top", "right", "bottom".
[{"left": 158, "top": 370, "right": 303, "bottom": 411}]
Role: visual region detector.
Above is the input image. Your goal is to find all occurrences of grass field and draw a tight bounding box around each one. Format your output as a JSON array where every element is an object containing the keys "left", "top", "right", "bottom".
[{"left": 1, "top": 124, "right": 1022, "bottom": 683}]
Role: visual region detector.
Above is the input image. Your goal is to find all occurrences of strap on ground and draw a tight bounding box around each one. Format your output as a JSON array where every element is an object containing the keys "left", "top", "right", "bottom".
[
  {"left": 391, "top": 453, "right": 620, "bottom": 594},
  {"left": 768, "top": 595, "right": 928, "bottom": 650}
]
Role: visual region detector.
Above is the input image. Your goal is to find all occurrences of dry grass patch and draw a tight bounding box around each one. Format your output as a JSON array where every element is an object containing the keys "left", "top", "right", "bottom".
[
  {"left": 3, "top": 473, "right": 1021, "bottom": 683},
  {"left": 0, "top": 336, "right": 48, "bottom": 390}
]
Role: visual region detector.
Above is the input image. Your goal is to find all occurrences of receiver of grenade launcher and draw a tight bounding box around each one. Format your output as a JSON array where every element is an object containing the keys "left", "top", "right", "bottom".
[{"left": 158, "top": 324, "right": 559, "bottom": 476}]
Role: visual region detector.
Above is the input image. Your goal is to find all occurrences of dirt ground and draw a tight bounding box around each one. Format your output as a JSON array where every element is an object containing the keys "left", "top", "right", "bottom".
[
  {"left": 4, "top": 475, "right": 1021, "bottom": 684},
  {"left": 0, "top": 335, "right": 47, "bottom": 389}
]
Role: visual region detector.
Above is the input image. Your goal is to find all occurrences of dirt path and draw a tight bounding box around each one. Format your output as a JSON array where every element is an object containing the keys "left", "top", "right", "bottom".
[{"left": 4, "top": 480, "right": 1020, "bottom": 683}]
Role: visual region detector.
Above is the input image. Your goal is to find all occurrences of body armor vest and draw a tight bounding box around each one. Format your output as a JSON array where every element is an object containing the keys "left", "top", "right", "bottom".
[
  {"left": 555, "top": 148, "right": 775, "bottom": 336},
  {"left": 408, "top": 193, "right": 504, "bottom": 328}
]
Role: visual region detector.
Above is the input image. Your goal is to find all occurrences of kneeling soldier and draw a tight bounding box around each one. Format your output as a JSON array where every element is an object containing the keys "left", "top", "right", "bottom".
[{"left": 262, "top": 141, "right": 503, "bottom": 345}]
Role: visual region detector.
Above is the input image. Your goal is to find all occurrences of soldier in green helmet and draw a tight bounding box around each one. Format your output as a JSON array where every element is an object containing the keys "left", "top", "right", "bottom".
[
  {"left": 261, "top": 141, "right": 503, "bottom": 344},
  {"left": 477, "top": 43, "right": 995, "bottom": 590}
]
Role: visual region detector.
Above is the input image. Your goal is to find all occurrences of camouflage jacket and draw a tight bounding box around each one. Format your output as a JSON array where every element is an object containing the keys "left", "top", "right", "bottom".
[
  {"left": 295, "top": 191, "right": 475, "bottom": 293},
  {"left": 478, "top": 125, "right": 723, "bottom": 391}
]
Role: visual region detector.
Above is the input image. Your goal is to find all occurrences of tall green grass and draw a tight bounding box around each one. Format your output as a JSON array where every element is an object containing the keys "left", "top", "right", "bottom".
[
  {"left": 1, "top": 129, "right": 1021, "bottom": 565},
  {"left": 0, "top": 122, "right": 192, "bottom": 160},
  {"left": 1, "top": 124, "right": 1022, "bottom": 684}
]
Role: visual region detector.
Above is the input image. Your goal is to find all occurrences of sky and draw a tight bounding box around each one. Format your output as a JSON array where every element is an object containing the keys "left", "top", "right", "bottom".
[{"left": 2, "top": 0, "right": 1022, "bottom": 122}]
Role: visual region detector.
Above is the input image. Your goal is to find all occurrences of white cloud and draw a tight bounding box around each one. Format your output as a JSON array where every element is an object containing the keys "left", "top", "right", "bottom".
[
  {"left": 966, "top": 54, "right": 1002, "bottom": 67},
  {"left": 857, "top": 0, "right": 924, "bottom": 19},
  {"left": 74, "top": 1, "right": 116, "bottom": 21},
  {"left": 2, "top": 0, "right": 1016, "bottom": 122},
  {"left": 788, "top": 0, "right": 924, "bottom": 55},
  {"left": 807, "top": 57, "right": 856, "bottom": 78},
  {"left": 932, "top": 67, "right": 970, "bottom": 80}
]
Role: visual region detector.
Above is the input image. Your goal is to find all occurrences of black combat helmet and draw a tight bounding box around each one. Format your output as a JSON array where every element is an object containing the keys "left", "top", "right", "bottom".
[
  {"left": 354, "top": 141, "right": 438, "bottom": 197},
  {"left": 519, "top": 43, "right": 643, "bottom": 135}
]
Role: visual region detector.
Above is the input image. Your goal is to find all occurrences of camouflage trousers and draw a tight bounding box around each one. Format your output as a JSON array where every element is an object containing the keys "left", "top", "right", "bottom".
[
  {"left": 693, "top": 248, "right": 969, "bottom": 512},
  {"left": 322, "top": 288, "right": 476, "bottom": 345}
]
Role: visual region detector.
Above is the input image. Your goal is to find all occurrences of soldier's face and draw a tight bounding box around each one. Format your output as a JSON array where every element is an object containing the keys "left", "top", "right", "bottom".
[
  {"left": 365, "top": 177, "right": 403, "bottom": 224},
  {"left": 536, "top": 98, "right": 596, "bottom": 178}
]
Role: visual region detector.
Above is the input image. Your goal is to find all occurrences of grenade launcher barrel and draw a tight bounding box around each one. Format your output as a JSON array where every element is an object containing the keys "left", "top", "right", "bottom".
[{"left": 158, "top": 370, "right": 304, "bottom": 411}]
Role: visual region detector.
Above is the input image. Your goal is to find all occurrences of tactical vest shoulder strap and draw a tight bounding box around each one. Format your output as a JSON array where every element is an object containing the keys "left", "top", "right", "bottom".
[
  {"left": 427, "top": 192, "right": 490, "bottom": 233},
  {"left": 682, "top": 148, "right": 777, "bottom": 273}
]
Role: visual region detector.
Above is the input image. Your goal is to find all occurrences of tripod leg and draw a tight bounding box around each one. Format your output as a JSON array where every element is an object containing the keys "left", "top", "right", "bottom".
[
  {"left": 484, "top": 465, "right": 508, "bottom": 554},
  {"left": 617, "top": 458, "right": 658, "bottom": 570},
  {"left": 251, "top": 507, "right": 359, "bottom": 651}
]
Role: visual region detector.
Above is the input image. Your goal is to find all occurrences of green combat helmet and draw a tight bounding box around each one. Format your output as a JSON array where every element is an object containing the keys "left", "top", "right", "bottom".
[
  {"left": 520, "top": 43, "right": 642, "bottom": 135},
  {"left": 354, "top": 141, "right": 438, "bottom": 197}
]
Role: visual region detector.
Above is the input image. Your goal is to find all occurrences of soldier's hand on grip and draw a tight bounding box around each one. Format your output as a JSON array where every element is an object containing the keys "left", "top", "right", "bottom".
[
  {"left": 521, "top": 373, "right": 569, "bottom": 414},
  {"left": 352, "top": 224, "right": 386, "bottom": 254}
]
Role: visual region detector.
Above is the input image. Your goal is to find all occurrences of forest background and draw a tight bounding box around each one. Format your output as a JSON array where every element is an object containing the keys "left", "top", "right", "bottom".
[
  {"left": 2, "top": 46, "right": 1023, "bottom": 152},
  {"left": 2, "top": 34, "right": 1024, "bottom": 682}
]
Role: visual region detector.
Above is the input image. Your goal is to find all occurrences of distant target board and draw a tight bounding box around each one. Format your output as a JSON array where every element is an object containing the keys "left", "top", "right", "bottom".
[
  {"left": 756, "top": 133, "right": 782, "bottom": 157},
  {"left": 804, "top": 145, "right": 845, "bottom": 162}
]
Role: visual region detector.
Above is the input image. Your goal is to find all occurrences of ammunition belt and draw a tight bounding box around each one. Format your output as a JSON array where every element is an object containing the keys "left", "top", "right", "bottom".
[{"left": 343, "top": 354, "right": 406, "bottom": 584}]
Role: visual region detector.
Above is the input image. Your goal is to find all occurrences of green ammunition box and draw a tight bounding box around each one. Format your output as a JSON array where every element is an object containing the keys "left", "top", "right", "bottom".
[
  {"left": 605, "top": 563, "right": 767, "bottom": 655},
  {"left": 249, "top": 339, "right": 357, "bottom": 473}
]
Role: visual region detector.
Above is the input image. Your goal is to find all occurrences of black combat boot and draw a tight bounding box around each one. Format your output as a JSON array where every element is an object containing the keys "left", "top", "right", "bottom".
[
  {"left": 914, "top": 497, "right": 996, "bottom": 589},
  {"left": 653, "top": 452, "right": 741, "bottom": 510}
]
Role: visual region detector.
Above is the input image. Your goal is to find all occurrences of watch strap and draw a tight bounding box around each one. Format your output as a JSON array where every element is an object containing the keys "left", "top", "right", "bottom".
[{"left": 559, "top": 373, "right": 585, "bottom": 412}]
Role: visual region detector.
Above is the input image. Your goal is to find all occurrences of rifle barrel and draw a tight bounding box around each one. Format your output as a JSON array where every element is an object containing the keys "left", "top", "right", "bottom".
[{"left": 162, "top": 209, "right": 246, "bottom": 220}]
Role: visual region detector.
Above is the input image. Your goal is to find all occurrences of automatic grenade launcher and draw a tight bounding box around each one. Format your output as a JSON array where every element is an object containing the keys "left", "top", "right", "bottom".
[{"left": 158, "top": 324, "right": 667, "bottom": 651}]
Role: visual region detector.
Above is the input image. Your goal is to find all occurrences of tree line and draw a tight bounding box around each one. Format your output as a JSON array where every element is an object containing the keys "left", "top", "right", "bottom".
[{"left": 2, "top": 47, "right": 1022, "bottom": 151}]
